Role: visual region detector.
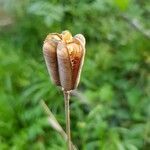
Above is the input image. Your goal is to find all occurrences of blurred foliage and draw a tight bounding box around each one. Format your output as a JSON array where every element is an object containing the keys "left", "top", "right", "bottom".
[{"left": 0, "top": 0, "right": 150, "bottom": 149}]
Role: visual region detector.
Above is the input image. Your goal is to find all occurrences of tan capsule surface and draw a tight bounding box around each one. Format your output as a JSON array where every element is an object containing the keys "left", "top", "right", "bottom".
[
  {"left": 43, "top": 31, "right": 86, "bottom": 91},
  {"left": 73, "top": 35, "right": 86, "bottom": 89},
  {"left": 57, "top": 42, "right": 73, "bottom": 91},
  {"left": 43, "top": 34, "right": 61, "bottom": 86},
  {"left": 66, "top": 41, "right": 83, "bottom": 89}
]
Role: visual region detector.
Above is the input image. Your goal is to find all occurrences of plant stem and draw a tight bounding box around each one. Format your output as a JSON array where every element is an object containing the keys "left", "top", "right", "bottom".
[
  {"left": 41, "top": 100, "right": 77, "bottom": 150},
  {"left": 63, "top": 91, "right": 71, "bottom": 150}
]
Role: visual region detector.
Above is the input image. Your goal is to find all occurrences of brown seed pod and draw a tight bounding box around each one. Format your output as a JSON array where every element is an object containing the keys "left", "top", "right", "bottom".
[
  {"left": 43, "top": 31, "right": 86, "bottom": 91},
  {"left": 66, "top": 39, "right": 83, "bottom": 89},
  {"left": 73, "top": 34, "right": 86, "bottom": 89},
  {"left": 57, "top": 42, "right": 73, "bottom": 91},
  {"left": 43, "top": 33, "right": 61, "bottom": 86}
]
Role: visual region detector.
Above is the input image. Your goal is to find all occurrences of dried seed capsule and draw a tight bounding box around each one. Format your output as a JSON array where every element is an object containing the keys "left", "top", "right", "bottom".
[
  {"left": 73, "top": 35, "right": 86, "bottom": 89},
  {"left": 43, "top": 33, "right": 61, "bottom": 86},
  {"left": 43, "top": 31, "right": 86, "bottom": 91},
  {"left": 57, "top": 42, "right": 73, "bottom": 91},
  {"left": 66, "top": 41, "right": 83, "bottom": 89}
]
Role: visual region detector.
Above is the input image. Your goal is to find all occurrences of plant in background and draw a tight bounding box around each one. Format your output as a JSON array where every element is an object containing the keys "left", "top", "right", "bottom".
[{"left": 43, "top": 30, "right": 86, "bottom": 150}]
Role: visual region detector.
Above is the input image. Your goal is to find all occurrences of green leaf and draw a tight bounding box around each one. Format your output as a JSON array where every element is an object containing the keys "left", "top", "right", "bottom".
[{"left": 114, "top": 0, "right": 130, "bottom": 11}]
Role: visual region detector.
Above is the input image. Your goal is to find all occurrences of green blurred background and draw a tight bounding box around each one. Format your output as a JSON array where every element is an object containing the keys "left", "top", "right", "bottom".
[{"left": 0, "top": 0, "right": 150, "bottom": 149}]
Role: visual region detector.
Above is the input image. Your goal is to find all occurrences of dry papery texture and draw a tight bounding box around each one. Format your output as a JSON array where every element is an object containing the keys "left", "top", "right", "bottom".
[{"left": 43, "top": 31, "right": 86, "bottom": 91}]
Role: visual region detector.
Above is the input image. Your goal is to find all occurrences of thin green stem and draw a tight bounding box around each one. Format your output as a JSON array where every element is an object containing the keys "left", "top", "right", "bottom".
[{"left": 63, "top": 91, "right": 71, "bottom": 150}]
